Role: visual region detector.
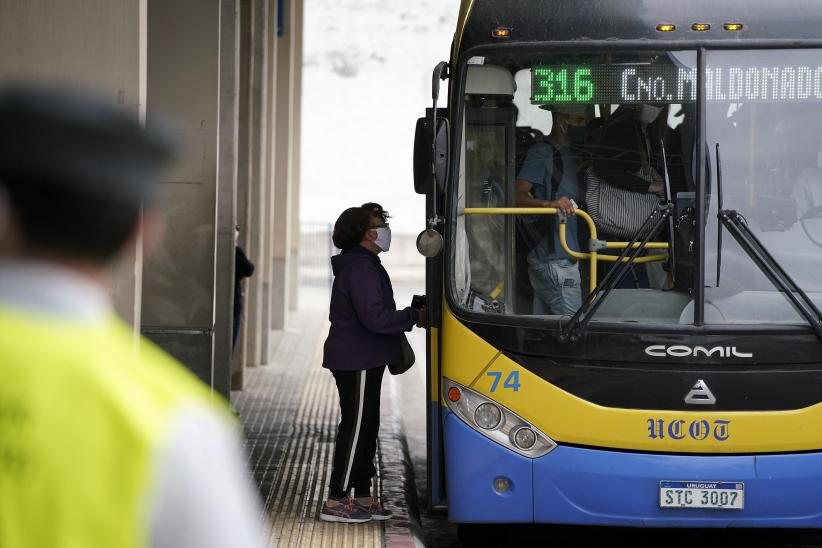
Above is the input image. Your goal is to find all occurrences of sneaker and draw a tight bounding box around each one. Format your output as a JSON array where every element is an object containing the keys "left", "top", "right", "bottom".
[
  {"left": 352, "top": 496, "right": 393, "bottom": 521},
  {"left": 319, "top": 499, "right": 372, "bottom": 523}
]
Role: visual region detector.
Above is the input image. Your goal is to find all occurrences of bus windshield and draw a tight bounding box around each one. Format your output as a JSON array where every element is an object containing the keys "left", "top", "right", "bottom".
[
  {"left": 451, "top": 48, "right": 822, "bottom": 327},
  {"left": 704, "top": 49, "right": 822, "bottom": 325},
  {"left": 453, "top": 50, "right": 699, "bottom": 324}
]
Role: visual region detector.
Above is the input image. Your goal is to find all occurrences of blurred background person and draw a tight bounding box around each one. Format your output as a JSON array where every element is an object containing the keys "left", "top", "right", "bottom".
[
  {"left": 0, "top": 85, "right": 264, "bottom": 548},
  {"left": 233, "top": 224, "right": 255, "bottom": 352}
]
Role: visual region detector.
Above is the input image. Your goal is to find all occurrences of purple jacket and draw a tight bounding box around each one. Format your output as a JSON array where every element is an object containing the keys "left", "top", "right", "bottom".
[{"left": 322, "top": 245, "right": 418, "bottom": 371}]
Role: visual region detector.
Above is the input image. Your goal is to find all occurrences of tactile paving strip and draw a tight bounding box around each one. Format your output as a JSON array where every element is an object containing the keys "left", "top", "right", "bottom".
[{"left": 233, "top": 310, "right": 382, "bottom": 547}]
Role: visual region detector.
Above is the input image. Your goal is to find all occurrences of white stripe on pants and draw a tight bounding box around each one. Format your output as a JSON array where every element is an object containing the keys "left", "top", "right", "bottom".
[{"left": 342, "top": 370, "right": 366, "bottom": 491}]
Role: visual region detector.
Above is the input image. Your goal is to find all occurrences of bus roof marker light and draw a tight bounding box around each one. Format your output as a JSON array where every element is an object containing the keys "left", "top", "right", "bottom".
[
  {"left": 448, "top": 386, "right": 462, "bottom": 402},
  {"left": 724, "top": 23, "right": 744, "bottom": 31},
  {"left": 656, "top": 23, "right": 676, "bottom": 32},
  {"left": 491, "top": 27, "right": 511, "bottom": 39},
  {"left": 692, "top": 23, "right": 711, "bottom": 31}
]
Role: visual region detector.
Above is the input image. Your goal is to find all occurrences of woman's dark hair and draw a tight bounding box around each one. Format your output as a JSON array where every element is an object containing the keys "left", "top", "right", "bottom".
[
  {"left": 332, "top": 207, "right": 372, "bottom": 250},
  {"left": 332, "top": 202, "right": 391, "bottom": 250},
  {"left": 360, "top": 202, "right": 390, "bottom": 223}
]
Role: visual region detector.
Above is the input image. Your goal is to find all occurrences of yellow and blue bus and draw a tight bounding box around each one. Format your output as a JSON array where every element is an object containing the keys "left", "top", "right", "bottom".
[{"left": 413, "top": 0, "right": 822, "bottom": 535}]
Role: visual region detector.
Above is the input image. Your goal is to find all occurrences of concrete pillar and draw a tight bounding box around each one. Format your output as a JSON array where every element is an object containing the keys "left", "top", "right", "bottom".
[
  {"left": 270, "top": 0, "right": 295, "bottom": 331},
  {"left": 0, "top": 0, "right": 303, "bottom": 389},
  {"left": 142, "top": 0, "right": 221, "bottom": 388},
  {"left": 0, "top": 0, "right": 148, "bottom": 328},
  {"left": 214, "top": 0, "right": 241, "bottom": 397},
  {"left": 260, "top": 0, "right": 279, "bottom": 357},
  {"left": 232, "top": 0, "right": 253, "bottom": 389},
  {"left": 288, "top": 0, "right": 304, "bottom": 313},
  {"left": 244, "top": 0, "right": 271, "bottom": 366}
]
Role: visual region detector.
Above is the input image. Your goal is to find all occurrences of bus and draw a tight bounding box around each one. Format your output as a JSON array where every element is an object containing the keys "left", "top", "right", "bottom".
[{"left": 413, "top": 0, "right": 822, "bottom": 540}]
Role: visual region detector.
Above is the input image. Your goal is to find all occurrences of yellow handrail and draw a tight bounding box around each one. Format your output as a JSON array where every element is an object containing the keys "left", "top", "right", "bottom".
[{"left": 463, "top": 207, "right": 669, "bottom": 293}]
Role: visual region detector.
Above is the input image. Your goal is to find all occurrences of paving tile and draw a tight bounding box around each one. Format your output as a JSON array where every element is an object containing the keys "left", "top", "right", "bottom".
[{"left": 232, "top": 310, "right": 382, "bottom": 547}]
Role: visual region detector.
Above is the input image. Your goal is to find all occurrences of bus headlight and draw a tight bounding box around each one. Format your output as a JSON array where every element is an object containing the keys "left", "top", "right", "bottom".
[
  {"left": 474, "top": 403, "right": 502, "bottom": 430},
  {"left": 443, "top": 378, "right": 557, "bottom": 458},
  {"left": 512, "top": 427, "right": 537, "bottom": 450}
]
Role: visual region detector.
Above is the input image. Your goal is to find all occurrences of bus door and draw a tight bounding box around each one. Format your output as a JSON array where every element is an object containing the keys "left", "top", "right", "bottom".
[{"left": 457, "top": 65, "right": 519, "bottom": 315}]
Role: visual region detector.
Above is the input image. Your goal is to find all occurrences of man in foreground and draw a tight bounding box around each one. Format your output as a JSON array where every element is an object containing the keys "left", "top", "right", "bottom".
[{"left": 0, "top": 85, "right": 264, "bottom": 548}]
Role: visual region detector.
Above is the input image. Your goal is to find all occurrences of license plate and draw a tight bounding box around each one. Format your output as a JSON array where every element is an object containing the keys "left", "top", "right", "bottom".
[{"left": 659, "top": 481, "right": 744, "bottom": 509}]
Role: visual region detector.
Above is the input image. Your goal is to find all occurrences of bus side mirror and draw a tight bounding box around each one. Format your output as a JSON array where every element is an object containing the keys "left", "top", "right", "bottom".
[{"left": 413, "top": 116, "right": 449, "bottom": 195}]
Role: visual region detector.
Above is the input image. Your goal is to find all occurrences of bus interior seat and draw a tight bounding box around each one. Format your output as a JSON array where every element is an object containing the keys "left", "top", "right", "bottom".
[{"left": 594, "top": 289, "right": 692, "bottom": 324}]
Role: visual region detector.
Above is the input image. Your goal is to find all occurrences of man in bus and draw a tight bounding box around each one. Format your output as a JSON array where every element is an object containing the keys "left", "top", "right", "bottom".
[{"left": 515, "top": 103, "right": 591, "bottom": 316}]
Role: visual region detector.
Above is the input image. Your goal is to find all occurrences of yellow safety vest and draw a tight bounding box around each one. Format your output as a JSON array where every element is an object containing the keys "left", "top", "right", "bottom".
[{"left": 0, "top": 306, "right": 224, "bottom": 548}]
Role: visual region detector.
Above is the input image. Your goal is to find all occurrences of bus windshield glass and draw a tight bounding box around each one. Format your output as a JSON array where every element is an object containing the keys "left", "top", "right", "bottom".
[
  {"left": 452, "top": 51, "right": 699, "bottom": 324},
  {"left": 704, "top": 49, "right": 822, "bottom": 325}
]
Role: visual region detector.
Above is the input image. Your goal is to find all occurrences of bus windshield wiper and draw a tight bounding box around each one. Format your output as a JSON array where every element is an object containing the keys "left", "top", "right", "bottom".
[
  {"left": 713, "top": 143, "right": 822, "bottom": 339},
  {"left": 560, "top": 201, "right": 673, "bottom": 343},
  {"left": 715, "top": 143, "right": 724, "bottom": 287}
]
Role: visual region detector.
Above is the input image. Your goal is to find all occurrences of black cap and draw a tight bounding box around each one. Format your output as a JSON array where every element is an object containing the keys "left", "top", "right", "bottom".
[{"left": 0, "top": 84, "right": 173, "bottom": 204}]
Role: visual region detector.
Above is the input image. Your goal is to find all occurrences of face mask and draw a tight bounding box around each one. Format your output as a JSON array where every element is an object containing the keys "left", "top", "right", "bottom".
[
  {"left": 374, "top": 226, "right": 392, "bottom": 252},
  {"left": 638, "top": 105, "right": 663, "bottom": 126}
]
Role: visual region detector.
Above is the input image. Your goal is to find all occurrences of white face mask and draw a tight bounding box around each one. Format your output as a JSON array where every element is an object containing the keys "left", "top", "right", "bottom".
[
  {"left": 373, "top": 226, "right": 392, "bottom": 252},
  {"left": 638, "top": 104, "right": 663, "bottom": 126}
]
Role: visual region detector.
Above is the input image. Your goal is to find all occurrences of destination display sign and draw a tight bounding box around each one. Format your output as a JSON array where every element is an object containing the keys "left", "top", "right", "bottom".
[{"left": 531, "top": 64, "right": 822, "bottom": 104}]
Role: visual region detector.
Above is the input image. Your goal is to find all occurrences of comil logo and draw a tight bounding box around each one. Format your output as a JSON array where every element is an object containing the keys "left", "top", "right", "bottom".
[{"left": 645, "top": 345, "right": 753, "bottom": 358}]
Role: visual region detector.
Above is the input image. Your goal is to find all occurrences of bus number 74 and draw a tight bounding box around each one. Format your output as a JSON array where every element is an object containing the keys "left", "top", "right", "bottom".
[{"left": 487, "top": 371, "right": 521, "bottom": 392}]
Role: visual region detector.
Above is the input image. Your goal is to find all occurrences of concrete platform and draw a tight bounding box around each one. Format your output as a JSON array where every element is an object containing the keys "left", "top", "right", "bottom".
[{"left": 232, "top": 309, "right": 424, "bottom": 548}]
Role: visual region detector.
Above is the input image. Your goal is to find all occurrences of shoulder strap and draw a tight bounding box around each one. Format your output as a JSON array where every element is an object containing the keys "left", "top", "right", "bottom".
[{"left": 543, "top": 139, "right": 564, "bottom": 199}]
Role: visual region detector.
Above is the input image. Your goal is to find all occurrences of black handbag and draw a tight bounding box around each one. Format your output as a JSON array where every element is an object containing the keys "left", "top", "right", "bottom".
[{"left": 388, "top": 334, "right": 415, "bottom": 375}]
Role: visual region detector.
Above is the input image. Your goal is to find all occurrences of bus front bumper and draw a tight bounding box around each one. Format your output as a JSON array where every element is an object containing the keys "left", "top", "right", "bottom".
[{"left": 444, "top": 410, "right": 822, "bottom": 527}]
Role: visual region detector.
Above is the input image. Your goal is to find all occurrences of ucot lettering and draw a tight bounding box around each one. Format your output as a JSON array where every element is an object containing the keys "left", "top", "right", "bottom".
[{"left": 647, "top": 418, "right": 731, "bottom": 441}]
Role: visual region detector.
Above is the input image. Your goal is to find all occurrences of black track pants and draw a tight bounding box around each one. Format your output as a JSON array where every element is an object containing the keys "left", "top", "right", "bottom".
[{"left": 328, "top": 366, "right": 385, "bottom": 499}]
